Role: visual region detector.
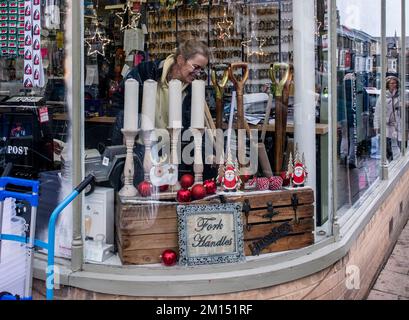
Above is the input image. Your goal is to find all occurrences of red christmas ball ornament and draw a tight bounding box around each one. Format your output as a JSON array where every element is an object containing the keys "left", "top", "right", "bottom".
[
  {"left": 159, "top": 185, "right": 169, "bottom": 192},
  {"left": 204, "top": 179, "right": 217, "bottom": 195},
  {"left": 180, "top": 174, "right": 195, "bottom": 190},
  {"left": 280, "top": 171, "right": 291, "bottom": 187},
  {"left": 241, "top": 174, "right": 253, "bottom": 183},
  {"left": 191, "top": 184, "right": 207, "bottom": 200},
  {"left": 161, "top": 249, "right": 178, "bottom": 266},
  {"left": 138, "top": 181, "right": 153, "bottom": 197},
  {"left": 177, "top": 189, "right": 192, "bottom": 203}
]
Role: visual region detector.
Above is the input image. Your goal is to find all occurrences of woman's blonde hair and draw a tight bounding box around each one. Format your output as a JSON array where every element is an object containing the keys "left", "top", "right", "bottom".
[
  {"left": 386, "top": 76, "right": 399, "bottom": 90},
  {"left": 175, "top": 40, "right": 210, "bottom": 60}
]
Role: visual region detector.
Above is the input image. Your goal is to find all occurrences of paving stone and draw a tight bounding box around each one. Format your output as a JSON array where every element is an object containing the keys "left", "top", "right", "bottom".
[
  {"left": 384, "top": 254, "right": 409, "bottom": 275},
  {"left": 392, "top": 241, "right": 409, "bottom": 258},
  {"left": 373, "top": 271, "right": 409, "bottom": 298}
]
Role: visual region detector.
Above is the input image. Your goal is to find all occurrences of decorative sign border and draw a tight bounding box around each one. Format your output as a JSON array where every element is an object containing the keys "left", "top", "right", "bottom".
[{"left": 177, "top": 203, "right": 245, "bottom": 266}]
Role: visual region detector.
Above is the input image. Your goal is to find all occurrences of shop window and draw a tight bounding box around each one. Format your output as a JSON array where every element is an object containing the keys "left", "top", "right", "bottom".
[
  {"left": 385, "top": 0, "right": 402, "bottom": 164},
  {"left": 315, "top": 0, "right": 330, "bottom": 228},
  {"left": 406, "top": 1, "right": 409, "bottom": 153},
  {"left": 335, "top": 0, "right": 381, "bottom": 216},
  {"left": 81, "top": 0, "right": 329, "bottom": 267},
  {"left": 0, "top": 0, "right": 72, "bottom": 259}
]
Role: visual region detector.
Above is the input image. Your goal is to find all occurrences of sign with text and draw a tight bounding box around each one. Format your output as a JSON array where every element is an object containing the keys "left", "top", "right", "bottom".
[{"left": 177, "top": 203, "right": 244, "bottom": 266}]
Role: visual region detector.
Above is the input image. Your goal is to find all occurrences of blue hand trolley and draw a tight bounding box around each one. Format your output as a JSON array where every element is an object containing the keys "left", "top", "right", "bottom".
[{"left": 0, "top": 172, "right": 95, "bottom": 300}]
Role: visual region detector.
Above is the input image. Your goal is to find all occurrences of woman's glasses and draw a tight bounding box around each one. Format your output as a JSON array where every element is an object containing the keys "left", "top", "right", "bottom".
[{"left": 186, "top": 59, "right": 204, "bottom": 73}]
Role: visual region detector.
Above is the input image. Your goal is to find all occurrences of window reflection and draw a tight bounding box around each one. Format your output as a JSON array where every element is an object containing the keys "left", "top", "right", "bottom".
[
  {"left": 336, "top": 0, "right": 381, "bottom": 212},
  {"left": 385, "top": 0, "right": 402, "bottom": 163}
]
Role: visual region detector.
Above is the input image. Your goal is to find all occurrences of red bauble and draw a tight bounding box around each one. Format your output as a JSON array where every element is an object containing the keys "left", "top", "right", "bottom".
[
  {"left": 159, "top": 185, "right": 169, "bottom": 192},
  {"left": 138, "top": 181, "right": 153, "bottom": 197},
  {"left": 191, "top": 184, "right": 207, "bottom": 200},
  {"left": 243, "top": 175, "right": 252, "bottom": 183},
  {"left": 161, "top": 249, "right": 178, "bottom": 266},
  {"left": 204, "top": 179, "right": 217, "bottom": 195},
  {"left": 177, "top": 189, "right": 192, "bottom": 203},
  {"left": 180, "top": 174, "right": 195, "bottom": 190},
  {"left": 280, "top": 171, "right": 291, "bottom": 187}
]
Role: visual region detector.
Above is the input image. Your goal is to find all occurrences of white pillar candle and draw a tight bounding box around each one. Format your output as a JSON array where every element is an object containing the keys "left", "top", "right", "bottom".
[
  {"left": 191, "top": 80, "right": 206, "bottom": 129},
  {"left": 123, "top": 79, "right": 139, "bottom": 131},
  {"left": 169, "top": 79, "right": 183, "bottom": 128},
  {"left": 141, "top": 79, "right": 158, "bottom": 131}
]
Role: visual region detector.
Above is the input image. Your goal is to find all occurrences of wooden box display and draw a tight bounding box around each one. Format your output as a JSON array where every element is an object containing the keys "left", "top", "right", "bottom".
[{"left": 116, "top": 188, "right": 314, "bottom": 265}]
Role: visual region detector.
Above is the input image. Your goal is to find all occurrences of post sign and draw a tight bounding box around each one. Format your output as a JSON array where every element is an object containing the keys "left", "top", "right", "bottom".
[{"left": 177, "top": 203, "right": 244, "bottom": 266}]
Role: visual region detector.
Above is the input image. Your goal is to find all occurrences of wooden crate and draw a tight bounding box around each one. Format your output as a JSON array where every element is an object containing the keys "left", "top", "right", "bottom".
[{"left": 116, "top": 188, "right": 314, "bottom": 265}]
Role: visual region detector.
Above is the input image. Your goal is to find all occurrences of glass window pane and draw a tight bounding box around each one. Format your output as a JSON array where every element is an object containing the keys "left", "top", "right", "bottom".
[
  {"left": 315, "top": 0, "right": 330, "bottom": 227},
  {"left": 80, "top": 0, "right": 327, "bottom": 266},
  {"left": 0, "top": 0, "right": 72, "bottom": 260},
  {"left": 386, "top": 0, "right": 402, "bottom": 163},
  {"left": 336, "top": 0, "right": 381, "bottom": 214},
  {"left": 405, "top": 3, "right": 409, "bottom": 152}
]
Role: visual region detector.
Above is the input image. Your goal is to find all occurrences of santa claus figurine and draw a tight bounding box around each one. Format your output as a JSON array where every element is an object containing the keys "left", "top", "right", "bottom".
[
  {"left": 221, "top": 156, "right": 241, "bottom": 192},
  {"left": 291, "top": 152, "right": 308, "bottom": 187}
]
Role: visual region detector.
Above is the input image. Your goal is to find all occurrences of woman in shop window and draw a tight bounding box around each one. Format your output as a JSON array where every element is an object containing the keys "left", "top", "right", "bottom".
[
  {"left": 111, "top": 39, "right": 209, "bottom": 143},
  {"left": 374, "top": 75, "right": 401, "bottom": 162},
  {"left": 111, "top": 39, "right": 213, "bottom": 185}
]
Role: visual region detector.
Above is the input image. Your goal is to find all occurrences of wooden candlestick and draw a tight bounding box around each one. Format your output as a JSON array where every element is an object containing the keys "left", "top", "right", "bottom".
[
  {"left": 169, "top": 127, "right": 181, "bottom": 192},
  {"left": 119, "top": 129, "right": 139, "bottom": 198},
  {"left": 192, "top": 128, "right": 204, "bottom": 184}
]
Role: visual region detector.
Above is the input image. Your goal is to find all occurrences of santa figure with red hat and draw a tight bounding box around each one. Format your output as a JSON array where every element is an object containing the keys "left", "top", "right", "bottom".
[
  {"left": 290, "top": 151, "right": 308, "bottom": 188},
  {"left": 220, "top": 154, "right": 242, "bottom": 192}
]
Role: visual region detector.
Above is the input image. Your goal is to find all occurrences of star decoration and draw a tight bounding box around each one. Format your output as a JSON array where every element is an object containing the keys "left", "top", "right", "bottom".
[
  {"left": 85, "top": 24, "right": 112, "bottom": 57},
  {"left": 217, "top": 8, "right": 234, "bottom": 41},
  {"left": 241, "top": 35, "right": 267, "bottom": 57},
  {"left": 116, "top": 1, "right": 142, "bottom": 32},
  {"left": 168, "top": 166, "right": 175, "bottom": 175}
]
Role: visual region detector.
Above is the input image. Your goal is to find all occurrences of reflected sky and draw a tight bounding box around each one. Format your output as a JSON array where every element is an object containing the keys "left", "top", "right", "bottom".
[{"left": 338, "top": 0, "right": 405, "bottom": 37}]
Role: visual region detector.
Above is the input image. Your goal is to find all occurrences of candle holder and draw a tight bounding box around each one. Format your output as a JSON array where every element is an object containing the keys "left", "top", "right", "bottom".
[
  {"left": 169, "top": 127, "right": 182, "bottom": 193},
  {"left": 143, "top": 129, "right": 154, "bottom": 182},
  {"left": 119, "top": 129, "right": 139, "bottom": 198},
  {"left": 192, "top": 128, "right": 204, "bottom": 184}
]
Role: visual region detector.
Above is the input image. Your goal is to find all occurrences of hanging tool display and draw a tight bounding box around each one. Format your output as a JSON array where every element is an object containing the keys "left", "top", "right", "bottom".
[
  {"left": 211, "top": 66, "right": 230, "bottom": 130},
  {"left": 269, "top": 62, "right": 292, "bottom": 175}
]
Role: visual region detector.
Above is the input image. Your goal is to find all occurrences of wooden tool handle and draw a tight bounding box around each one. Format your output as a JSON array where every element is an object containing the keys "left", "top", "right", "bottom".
[
  {"left": 236, "top": 92, "right": 245, "bottom": 130},
  {"left": 215, "top": 99, "right": 223, "bottom": 129},
  {"left": 211, "top": 68, "right": 229, "bottom": 130},
  {"left": 229, "top": 62, "right": 249, "bottom": 96},
  {"left": 205, "top": 102, "right": 217, "bottom": 131},
  {"left": 273, "top": 65, "right": 293, "bottom": 175}
]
